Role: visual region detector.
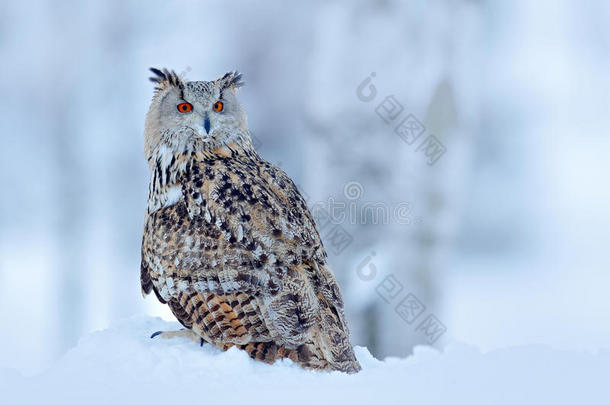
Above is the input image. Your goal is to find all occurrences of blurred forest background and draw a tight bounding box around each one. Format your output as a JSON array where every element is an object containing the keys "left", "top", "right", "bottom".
[{"left": 1, "top": 0, "right": 609, "bottom": 375}]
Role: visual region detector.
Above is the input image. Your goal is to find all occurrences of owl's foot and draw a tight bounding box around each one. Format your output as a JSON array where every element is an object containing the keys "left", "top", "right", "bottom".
[{"left": 150, "top": 329, "right": 204, "bottom": 346}]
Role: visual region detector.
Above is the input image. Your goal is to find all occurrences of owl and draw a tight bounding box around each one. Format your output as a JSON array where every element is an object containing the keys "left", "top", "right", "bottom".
[{"left": 140, "top": 68, "right": 361, "bottom": 373}]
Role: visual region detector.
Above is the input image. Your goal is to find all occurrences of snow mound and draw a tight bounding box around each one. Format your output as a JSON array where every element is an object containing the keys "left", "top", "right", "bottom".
[{"left": 2, "top": 316, "right": 608, "bottom": 405}]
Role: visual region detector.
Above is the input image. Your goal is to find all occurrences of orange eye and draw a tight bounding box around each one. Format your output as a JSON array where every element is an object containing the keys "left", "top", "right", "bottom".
[
  {"left": 213, "top": 101, "right": 224, "bottom": 112},
  {"left": 177, "top": 103, "right": 193, "bottom": 113}
]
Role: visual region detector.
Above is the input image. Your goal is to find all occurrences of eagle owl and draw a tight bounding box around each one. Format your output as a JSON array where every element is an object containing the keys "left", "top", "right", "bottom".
[{"left": 140, "top": 68, "right": 361, "bottom": 373}]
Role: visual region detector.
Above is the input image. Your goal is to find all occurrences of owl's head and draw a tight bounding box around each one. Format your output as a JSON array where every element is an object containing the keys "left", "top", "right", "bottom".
[{"left": 144, "top": 68, "right": 251, "bottom": 161}]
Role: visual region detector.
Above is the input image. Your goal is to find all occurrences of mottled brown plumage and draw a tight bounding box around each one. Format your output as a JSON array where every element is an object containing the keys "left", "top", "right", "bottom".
[{"left": 140, "top": 68, "right": 361, "bottom": 373}]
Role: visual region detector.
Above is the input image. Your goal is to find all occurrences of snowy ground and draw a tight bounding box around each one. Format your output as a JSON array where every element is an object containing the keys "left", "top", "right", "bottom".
[{"left": 1, "top": 316, "right": 608, "bottom": 405}]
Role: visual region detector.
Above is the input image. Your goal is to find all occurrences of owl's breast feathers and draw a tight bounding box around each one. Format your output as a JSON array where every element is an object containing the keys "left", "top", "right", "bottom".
[{"left": 141, "top": 144, "right": 361, "bottom": 373}]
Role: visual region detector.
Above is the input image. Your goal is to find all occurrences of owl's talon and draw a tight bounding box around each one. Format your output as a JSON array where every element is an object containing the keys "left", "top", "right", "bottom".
[
  {"left": 200, "top": 338, "right": 204, "bottom": 347},
  {"left": 149, "top": 329, "right": 202, "bottom": 344}
]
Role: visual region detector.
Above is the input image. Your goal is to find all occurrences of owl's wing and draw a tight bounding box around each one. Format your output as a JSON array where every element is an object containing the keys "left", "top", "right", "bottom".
[{"left": 141, "top": 152, "right": 349, "bottom": 351}]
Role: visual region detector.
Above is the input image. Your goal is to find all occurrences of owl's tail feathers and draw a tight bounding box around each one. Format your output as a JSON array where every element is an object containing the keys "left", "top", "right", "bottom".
[
  {"left": 236, "top": 336, "right": 361, "bottom": 374},
  {"left": 230, "top": 333, "right": 360, "bottom": 371},
  {"left": 236, "top": 341, "right": 308, "bottom": 366},
  {"left": 307, "top": 323, "right": 362, "bottom": 374}
]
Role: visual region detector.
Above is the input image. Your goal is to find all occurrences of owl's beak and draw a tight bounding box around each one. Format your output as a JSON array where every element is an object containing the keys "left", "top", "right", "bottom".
[{"left": 203, "top": 115, "right": 211, "bottom": 134}]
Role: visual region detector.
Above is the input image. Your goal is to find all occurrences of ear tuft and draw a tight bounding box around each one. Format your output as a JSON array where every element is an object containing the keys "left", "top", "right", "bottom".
[
  {"left": 217, "top": 71, "right": 245, "bottom": 91},
  {"left": 149, "top": 67, "right": 184, "bottom": 91}
]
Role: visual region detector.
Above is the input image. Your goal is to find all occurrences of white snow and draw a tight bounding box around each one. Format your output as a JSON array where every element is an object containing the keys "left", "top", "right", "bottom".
[{"left": 1, "top": 316, "right": 608, "bottom": 405}]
